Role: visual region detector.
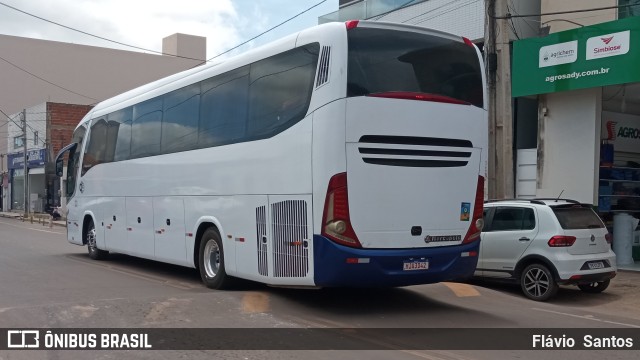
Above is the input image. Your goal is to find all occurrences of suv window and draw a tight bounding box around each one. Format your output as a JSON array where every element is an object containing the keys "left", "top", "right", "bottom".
[
  {"left": 487, "top": 207, "right": 535, "bottom": 231},
  {"left": 552, "top": 206, "right": 605, "bottom": 229}
]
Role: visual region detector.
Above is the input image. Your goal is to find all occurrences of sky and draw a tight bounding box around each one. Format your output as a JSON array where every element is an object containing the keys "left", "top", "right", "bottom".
[{"left": 0, "top": 0, "right": 338, "bottom": 60}]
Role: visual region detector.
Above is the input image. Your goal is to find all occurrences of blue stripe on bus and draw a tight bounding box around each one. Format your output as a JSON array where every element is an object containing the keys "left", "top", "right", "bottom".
[{"left": 313, "top": 235, "right": 479, "bottom": 287}]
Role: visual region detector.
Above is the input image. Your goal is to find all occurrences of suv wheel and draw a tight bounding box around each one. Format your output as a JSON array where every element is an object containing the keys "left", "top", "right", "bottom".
[
  {"left": 520, "top": 263, "right": 558, "bottom": 301},
  {"left": 578, "top": 279, "right": 610, "bottom": 293}
]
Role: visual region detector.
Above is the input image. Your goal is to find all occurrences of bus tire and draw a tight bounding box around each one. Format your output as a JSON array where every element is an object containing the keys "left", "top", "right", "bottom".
[
  {"left": 198, "top": 228, "right": 233, "bottom": 289},
  {"left": 86, "top": 220, "right": 108, "bottom": 260}
]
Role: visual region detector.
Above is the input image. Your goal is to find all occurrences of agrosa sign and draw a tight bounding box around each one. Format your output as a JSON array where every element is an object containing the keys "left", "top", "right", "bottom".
[
  {"left": 602, "top": 111, "right": 640, "bottom": 153},
  {"left": 512, "top": 17, "right": 640, "bottom": 97}
]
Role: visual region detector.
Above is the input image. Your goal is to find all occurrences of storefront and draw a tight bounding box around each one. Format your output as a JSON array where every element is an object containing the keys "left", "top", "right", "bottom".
[
  {"left": 512, "top": 16, "right": 640, "bottom": 268},
  {"left": 7, "top": 149, "right": 47, "bottom": 212}
]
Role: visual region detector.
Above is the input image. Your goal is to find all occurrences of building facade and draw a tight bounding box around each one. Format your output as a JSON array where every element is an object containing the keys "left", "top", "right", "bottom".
[
  {"left": 1, "top": 32, "right": 206, "bottom": 212},
  {"left": 5, "top": 103, "right": 93, "bottom": 212},
  {"left": 512, "top": 1, "right": 640, "bottom": 267}
]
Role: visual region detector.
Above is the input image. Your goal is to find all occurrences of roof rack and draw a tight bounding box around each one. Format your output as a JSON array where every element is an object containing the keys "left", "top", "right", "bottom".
[
  {"left": 533, "top": 198, "right": 581, "bottom": 204},
  {"left": 484, "top": 198, "right": 545, "bottom": 205}
]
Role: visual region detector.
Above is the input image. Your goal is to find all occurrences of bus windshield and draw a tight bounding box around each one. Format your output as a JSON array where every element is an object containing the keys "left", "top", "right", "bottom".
[{"left": 347, "top": 27, "right": 483, "bottom": 107}]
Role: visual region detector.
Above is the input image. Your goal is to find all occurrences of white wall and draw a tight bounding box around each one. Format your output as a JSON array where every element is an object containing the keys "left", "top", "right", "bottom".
[
  {"left": 537, "top": 88, "right": 601, "bottom": 203},
  {"left": 541, "top": 0, "right": 617, "bottom": 33},
  {"left": 376, "top": 0, "right": 485, "bottom": 40},
  {"left": 0, "top": 34, "right": 203, "bottom": 118},
  {"left": 511, "top": 0, "right": 542, "bottom": 40},
  {"left": 516, "top": 149, "right": 537, "bottom": 198}
]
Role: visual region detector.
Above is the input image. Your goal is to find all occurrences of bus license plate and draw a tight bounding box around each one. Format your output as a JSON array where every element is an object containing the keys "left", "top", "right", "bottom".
[
  {"left": 403, "top": 260, "right": 429, "bottom": 271},
  {"left": 588, "top": 261, "right": 604, "bottom": 270}
]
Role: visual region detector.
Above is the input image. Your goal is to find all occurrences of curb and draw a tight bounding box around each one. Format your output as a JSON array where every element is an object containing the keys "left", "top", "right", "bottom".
[{"left": 0, "top": 213, "right": 67, "bottom": 227}]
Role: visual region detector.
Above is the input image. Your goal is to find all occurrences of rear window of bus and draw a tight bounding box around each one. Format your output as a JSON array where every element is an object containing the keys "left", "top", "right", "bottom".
[{"left": 347, "top": 27, "right": 483, "bottom": 108}]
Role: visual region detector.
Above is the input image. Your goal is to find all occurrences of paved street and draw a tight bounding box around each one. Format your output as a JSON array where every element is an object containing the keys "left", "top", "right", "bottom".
[{"left": 1, "top": 217, "right": 640, "bottom": 359}]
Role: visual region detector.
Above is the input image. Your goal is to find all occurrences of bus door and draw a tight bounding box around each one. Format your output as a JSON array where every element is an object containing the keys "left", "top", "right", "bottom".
[
  {"left": 153, "top": 197, "right": 187, "bottom": 266},
  {"left": 102, "top": 197, "right": 127, "bottom": 252},
  {"left": 126, "top": 197, "right": 155, "bottom": 258}
]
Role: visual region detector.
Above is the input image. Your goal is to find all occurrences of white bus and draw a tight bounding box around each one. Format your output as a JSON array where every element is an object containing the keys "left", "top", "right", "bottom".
[{"left": 55, "top": 20, "right": 487, "bottom": 289}]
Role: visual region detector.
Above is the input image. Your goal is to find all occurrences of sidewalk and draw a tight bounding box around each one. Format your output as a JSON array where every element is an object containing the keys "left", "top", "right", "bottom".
[{"left": 0, "top": 211, "right": 67, "bottom": 227}]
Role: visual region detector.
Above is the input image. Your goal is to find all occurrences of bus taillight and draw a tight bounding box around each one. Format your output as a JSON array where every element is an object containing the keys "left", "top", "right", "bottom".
[
  {"left": 462, "top": 176, "right": 485, "bottom": 244},
  {"left": 322, "top": 172, "right": 362, "bottom": 248},
  {"left": 366, "top": 91, "right": 470, "bottom": 105},
  {"left": 345, "top": 20, "right": 359, "bottom": 30}
]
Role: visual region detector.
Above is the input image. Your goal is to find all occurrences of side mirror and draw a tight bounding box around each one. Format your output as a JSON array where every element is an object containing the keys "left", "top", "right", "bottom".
[
  {"left": 55, "top": 157, "right": 64, "bottom": 177},
  {"left": 54, "top": 142, "right": 78, "bottom": 177}
]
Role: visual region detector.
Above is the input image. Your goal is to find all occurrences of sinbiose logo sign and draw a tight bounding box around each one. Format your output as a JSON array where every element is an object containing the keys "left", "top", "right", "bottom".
[{"left": 586, "top": 30, "right": 630, "bottom": 60}]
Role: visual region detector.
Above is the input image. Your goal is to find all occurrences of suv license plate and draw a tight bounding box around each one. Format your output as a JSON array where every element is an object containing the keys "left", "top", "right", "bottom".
[
  {"left": 588, "top": 262, "right": 604, "bottom": 270},
  {"left": 403, "top": 261, "right": 429, "bottom": 271}
]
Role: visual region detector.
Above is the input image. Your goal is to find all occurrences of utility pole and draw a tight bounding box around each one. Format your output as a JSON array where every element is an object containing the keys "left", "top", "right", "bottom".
[
  {"left": 485, "top": 0, "right": 497, "bottom": 198},
  {"left": 485, "top": 0, "right": 514, "bottom": 199},
  {"left": 495, "top": 0, "right": 514, "bottom": 199},
  {"left": 22, "top": 109, "right": 28, "bottom": 218}
]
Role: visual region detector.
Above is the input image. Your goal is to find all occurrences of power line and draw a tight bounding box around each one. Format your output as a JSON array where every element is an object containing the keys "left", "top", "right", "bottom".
[
  {"left": 368, "top": 0, "right": 421, "bottom": 21},
  {"left": 412, "top": 0, "right": 481, "bottom": 26},
  {"left": 0, "top": 108, "right": 22, "bottom": 129},
  {"left": 0, "top": 109, "right": 47, "bottom": 145},
  {"left": 492, "top": 3, "right": 637, "bottom": 19},
  {"left": 0, "top": 1, "right": 206, "bottom": 62},
  {"left": 0, "top": 55, "right": 97, "bottom": 101},
  {"left": 200, "top": 0, "right": 328, "bottom": 65},
  {"left": 393, "top": 0, "right": 467, "bottom": 24}
]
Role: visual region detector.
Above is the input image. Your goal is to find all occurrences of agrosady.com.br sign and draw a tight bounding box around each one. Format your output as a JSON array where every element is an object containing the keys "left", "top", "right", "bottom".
[{"left": 513, "top": 17, "right": 639, "bottom": 97}]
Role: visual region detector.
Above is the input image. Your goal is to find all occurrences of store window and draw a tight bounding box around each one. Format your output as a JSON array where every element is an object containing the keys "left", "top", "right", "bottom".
[{"left": 619, "top": 0, "right": 640, "bottom": 19}]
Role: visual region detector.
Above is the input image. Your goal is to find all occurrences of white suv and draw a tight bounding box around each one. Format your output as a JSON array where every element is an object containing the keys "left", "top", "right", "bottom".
[{"left": 475, "top": 199, "right": 617, "bottom": 301}]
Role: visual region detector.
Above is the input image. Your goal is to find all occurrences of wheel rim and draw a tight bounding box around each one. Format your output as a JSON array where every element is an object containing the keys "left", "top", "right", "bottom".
[
  {"left": 203, "top": 239, "right": 220, "bottom": 278},
  {"left": 87, "top": 226, "right": 97, "bottom": 253},
  {"left": 523, "top": 268, "right": 550, "bottom": 298}
]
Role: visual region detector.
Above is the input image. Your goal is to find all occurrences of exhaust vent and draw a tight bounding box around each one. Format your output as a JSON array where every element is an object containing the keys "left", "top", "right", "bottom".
[
  {"left": 315, "top": 46, "right": 331, "bottom": 88},
  {"left": 358, "top": 135, "right": 473, "bottom": 168},
  {"left": 256, "top": 206, "right": 268, "bottom": 276},
  {"left": 272, "top": 200, "right": 309, "bottom": 277}
]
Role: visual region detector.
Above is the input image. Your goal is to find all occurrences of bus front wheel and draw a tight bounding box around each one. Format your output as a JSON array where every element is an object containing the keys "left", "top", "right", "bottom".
[
  {"left": 198, "top": 228, "right": 233, "bottom": 289},
  {"left": 86, "top": 220, "right": 108, "bottom": 260}
]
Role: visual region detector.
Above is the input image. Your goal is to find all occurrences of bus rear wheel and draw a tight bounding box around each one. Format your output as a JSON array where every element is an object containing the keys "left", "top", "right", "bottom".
[
  {"left": 86, "top": 220, "right": 108, "bottom": 260},
  {"left": 198, "top": 228, "right": 233, "bottom": 289}
]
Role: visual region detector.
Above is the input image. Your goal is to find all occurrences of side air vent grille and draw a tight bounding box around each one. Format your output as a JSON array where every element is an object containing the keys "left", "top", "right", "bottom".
[
  {"left": 315, "top": 46, "right": 331, "bottom": 88},
  {"left": 272, "top": 200, "right": 309, "bottom": 278},
  {"left": 256, "top": 205, "right": 268, "bottom": 276},
  {"left": 358, "top": 135, "right": 473, "bottom": 168}
]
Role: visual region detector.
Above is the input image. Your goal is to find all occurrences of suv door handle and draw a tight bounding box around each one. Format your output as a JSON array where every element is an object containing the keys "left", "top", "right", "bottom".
[{"left": 519, "top": 237, "right": 530, "bottom": 241}]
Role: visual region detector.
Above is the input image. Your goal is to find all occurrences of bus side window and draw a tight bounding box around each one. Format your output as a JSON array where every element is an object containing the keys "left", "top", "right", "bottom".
[
  {"left": 82, "top": 118, "right": 108, "bottom": 175},
  {"left": 131, "top": 98, "right": 163, "bottom": 158},
  {"left": 199, "top": 66, "right": 249, "bottom": 148},
  {"left": 247, "top": 43, "right": 319, "bottom": 139}
]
